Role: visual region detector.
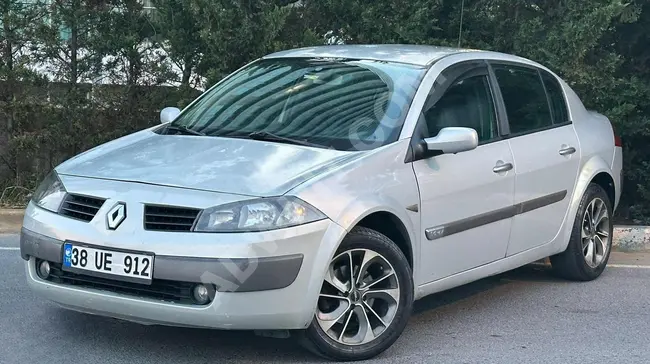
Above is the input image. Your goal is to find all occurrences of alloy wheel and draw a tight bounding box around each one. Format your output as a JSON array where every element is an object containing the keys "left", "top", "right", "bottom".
[
  {"left": 582, "top": 198, "right": 610, "bottom": 268},
  {"left": 316, "top": 248, "right": 400, "bottom": 346}
]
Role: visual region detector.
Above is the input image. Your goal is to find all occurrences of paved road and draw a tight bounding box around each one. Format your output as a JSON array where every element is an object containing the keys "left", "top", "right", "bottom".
[{"left": 2, "top": 233, "right": 650, "bottom": 364}]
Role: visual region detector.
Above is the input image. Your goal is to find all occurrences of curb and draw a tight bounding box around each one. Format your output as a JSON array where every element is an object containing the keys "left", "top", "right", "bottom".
[
  {"left": 0, "top": 209, "right": 25, "bottom": 234},
  {"left": 613, "top": 226, "right": 650, "bottom": 252},
  {"left": 2, "top": 209, "right": 650, "bottom": 251}
]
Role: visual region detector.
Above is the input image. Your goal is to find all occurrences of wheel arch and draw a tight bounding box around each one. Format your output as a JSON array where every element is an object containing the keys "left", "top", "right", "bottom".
[
  {"left": 301, "top": 206, "right": 418, "bottom": 331},
  {"left": 557, "top": 155, "right": 615, "bottom": 253},
  {"left": 321, "top": 190, "right": 420, "bottom": 278},
  {"left": 590, "top": 172, "right": 616, "bottom": 208},
  {"left": 354, "top": 211, "right": 414, "bottom": 269}
]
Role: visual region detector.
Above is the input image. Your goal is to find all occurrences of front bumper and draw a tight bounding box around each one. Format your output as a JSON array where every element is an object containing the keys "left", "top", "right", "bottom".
[
  {"left": 21, "top": 228, "right": 304, "bottom": 293},
  {"left": 22, "top": 189, "right": 347, "bottom": 329}
]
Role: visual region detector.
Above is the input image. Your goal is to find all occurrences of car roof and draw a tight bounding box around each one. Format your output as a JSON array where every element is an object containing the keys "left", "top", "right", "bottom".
[
  {"left": 264, "top": 44, "right": 533, "bottom": 67},
  {"left": 263, "top": 44, "right": 467, "bottom": 66}
]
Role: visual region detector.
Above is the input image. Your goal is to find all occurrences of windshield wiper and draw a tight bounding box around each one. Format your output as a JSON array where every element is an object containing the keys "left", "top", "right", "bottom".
[
  {"left": 165, "top": 124, "right": 206, "bottom": 136},
  {"left": 248, "top": 131, "right": 323, "bottom": 148}
]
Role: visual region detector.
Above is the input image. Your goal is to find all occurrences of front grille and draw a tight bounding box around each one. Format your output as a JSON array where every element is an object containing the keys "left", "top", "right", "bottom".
[
  {"left": 44, "top": 261, "right": 212, "bottom": 305},
  {"left": 144, "top": 205, "right": 201, "bottom": 232},
  {"left": 59, "top": 194, "right": 106, "bottom": 222}
]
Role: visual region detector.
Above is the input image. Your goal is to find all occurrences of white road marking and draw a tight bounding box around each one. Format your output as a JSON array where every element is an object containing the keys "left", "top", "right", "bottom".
[
  {"left": 0, "top": 247, "right": 19, "bottom": 251},
  {"left": 608, "top": 264, "right": 650, "bottom": 269}
]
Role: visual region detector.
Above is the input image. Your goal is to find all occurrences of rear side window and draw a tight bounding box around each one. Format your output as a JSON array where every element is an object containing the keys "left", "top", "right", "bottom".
[
  {"left": 541, "top": 72, "right": 569, "bottom": 124},
  {"left": 494, "top": 65, "right": 552, "bottom": 134}
]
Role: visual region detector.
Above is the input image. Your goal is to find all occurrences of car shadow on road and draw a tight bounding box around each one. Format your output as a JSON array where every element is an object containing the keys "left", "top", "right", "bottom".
[
  {"left": 51, "top": 264, "right": 563, "bottom": 363},
  {"left": 53, "top": 307, "right": 316, "bottom": 363},
  {"left": 412, "top": 263, "right": 562, "bottom": 315}
]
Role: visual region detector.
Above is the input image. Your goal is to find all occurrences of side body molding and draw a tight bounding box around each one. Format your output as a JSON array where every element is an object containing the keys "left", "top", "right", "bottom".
[{"left": 425, "top": 191, "right": 568, "bottom": 240}]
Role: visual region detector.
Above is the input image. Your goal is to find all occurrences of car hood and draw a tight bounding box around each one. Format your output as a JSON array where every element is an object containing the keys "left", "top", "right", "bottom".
[{"left": 56, "top": 129, "right": 359, "bottom": 197}]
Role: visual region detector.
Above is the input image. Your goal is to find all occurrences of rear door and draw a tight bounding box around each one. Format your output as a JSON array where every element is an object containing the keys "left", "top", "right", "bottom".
[{"left": 490, "top": 63, "right": 580, "bottom": 256}]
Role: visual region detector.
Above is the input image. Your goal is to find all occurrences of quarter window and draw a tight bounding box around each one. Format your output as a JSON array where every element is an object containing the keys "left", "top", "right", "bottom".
[
  {"left": 494, "top": 65, "right": 552, "bottom": 134},
  {"left": 541, "top": 72, "right": 569, "bottom": 124},
  {"left": 423, "top": 75, "right": 498, "bottom": 143}
]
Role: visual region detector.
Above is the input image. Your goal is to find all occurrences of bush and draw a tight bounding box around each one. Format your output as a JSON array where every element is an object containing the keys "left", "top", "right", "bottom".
[{"left": 1, "top": 0, "right": 649, "bottom": 224}]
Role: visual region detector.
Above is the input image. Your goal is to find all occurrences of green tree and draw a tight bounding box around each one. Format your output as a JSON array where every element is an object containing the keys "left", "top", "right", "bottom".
[
  {"left": 301, "top": 0, "right": 446, "bottom": 44},
  {"left": 1, "top": 0, "right": 650, "bottom": 221},
  {"left": 0, "top": 0, "right": 46, "bottom": 190},
  {"left": 151, "top": 0, "right": 203, "bottom": 89},
  {"left": 609, "top": 1, "right": 650, "bottom": 222},
  {"left": 187, "top": 0, "right": 309, "bottom": 84},
  {"left": 29, "top": 0, "right": 110, "bottom": 176},
  {"left": 1, "top": 0, "right": 44, "bottom": 85},
  {"left": 96, "top": 0, "right": 163, "bottom": 86},
  {"left": 35, "top": 0, "right": 108, "bottom": 84}
]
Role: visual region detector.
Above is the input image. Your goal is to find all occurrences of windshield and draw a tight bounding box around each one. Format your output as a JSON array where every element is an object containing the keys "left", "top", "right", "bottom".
[{"left": 169, "top": 58, "right": 426, "bottom": 151}]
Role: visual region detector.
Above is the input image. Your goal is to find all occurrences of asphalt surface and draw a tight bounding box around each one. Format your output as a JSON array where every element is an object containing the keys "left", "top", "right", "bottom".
[{"left": 2, "top": 233, "right": 650, "bottom": 364}]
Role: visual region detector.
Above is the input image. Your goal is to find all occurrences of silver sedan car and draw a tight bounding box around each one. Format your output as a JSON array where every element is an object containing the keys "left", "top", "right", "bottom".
[{"left": 21, "top": 45, "right": 623, "bottom": 360}]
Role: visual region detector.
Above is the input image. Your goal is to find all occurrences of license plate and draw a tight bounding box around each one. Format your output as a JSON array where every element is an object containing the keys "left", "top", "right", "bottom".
[{"left": 62, "top": 243, "right": 153, "bottom": 284}]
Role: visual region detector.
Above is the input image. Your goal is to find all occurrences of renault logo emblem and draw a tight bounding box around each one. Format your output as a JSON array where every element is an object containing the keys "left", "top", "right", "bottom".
[{"left": 107, "top": 202, "right": 126, "bottom": 230}]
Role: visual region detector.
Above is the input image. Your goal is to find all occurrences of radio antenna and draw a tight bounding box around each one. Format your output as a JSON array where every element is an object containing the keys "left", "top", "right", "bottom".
[{"left": 458, "top": 0, "right": 465, "bottom": 48}]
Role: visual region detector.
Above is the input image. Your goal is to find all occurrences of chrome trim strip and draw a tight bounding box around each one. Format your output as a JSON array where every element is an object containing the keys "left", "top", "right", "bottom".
[{"left": 425, "top": 190, "right": 568, "bottom": 241}]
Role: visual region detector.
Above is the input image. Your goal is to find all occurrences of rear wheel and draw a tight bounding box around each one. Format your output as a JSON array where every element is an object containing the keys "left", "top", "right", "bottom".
[
  {"left": 551, "top": 183, "right": 613, "bottom": 281},
  {"left": 300, "top": 227, "right": 413, "bottom": 361}
]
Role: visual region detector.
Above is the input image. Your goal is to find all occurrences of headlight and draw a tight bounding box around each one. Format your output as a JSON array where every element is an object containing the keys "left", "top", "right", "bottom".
[
  {"left": 31, "top": 171, "right": 67, "bottom": 212},
  {"left": 194, "top": 196, "right": 326, "bottom": 232}
]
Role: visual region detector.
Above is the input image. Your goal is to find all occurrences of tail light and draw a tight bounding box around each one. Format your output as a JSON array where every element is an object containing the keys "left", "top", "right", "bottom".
[
  {"left": 614, "top": 135, "right": 623, "bottom": 147},
  {"left": 610, "top": 120, "right": 622, "bottom": 147}
]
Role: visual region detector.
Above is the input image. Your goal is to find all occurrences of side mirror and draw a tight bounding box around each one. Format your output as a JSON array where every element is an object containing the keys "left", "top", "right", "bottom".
[
  {"left": 424, "top": 127, "right": 479, "bottom": 155},
  {"left": 160, "top": 107, "right": 181, "bottom": 124}
]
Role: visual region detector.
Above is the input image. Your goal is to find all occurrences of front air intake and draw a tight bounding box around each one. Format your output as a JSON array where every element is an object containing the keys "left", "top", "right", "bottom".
[
  {"left": 59, "top": 194, "right": 106, "bottom": 222},
  {"left": 144, "top": 205, "right": 201, "bottom": 232}
]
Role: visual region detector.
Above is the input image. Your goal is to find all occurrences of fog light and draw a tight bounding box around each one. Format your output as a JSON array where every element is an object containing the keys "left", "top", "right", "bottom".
[
  {"left": 38, "top": 261, "right": 51, "bottom": 279},
  {"left": 193, "top": 284, "right": 210, "bottom": 304}
]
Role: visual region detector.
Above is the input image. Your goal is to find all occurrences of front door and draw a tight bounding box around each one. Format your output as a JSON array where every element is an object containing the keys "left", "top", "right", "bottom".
[{"left": 412, "top": 64, "right": 516, "bottom": 283}]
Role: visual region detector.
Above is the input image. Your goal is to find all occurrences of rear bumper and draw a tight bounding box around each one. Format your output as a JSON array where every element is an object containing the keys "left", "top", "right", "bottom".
[{"left": 612, "top": 146, "right": 623, "bottom": 211}]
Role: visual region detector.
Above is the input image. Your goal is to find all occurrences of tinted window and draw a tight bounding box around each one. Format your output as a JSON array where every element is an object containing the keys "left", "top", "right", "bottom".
[
  {"left": 494, "top": 65, "right": 552, "bottom": 134},
  {"left": 424, "top": 75, "right": 498, "bottom": 142},
  {"left": 169, "top": 59, "right": 425, "bottom": 151},
  {"left": 541, "top": 72, "right": 569, "bottom": 124}
]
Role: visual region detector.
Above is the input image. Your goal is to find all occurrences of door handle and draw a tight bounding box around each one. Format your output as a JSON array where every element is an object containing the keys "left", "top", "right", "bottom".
[
  {"left": 559, "top": 146, "right": 577, "bottom": 156},
  {"left": 493, "top": 162, "right": 513, "bottom": 174}
]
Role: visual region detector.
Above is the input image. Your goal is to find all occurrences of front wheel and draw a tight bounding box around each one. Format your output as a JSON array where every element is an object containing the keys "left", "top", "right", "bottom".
[
  {"left": 300, "top": 227, "right": 414, "bottom": 361},
  {"left": 551, "top": 183, "right": 613, "bottom": 281}
]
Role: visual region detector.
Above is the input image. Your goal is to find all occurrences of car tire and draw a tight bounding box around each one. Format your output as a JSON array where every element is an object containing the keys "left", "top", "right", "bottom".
[
  {"left": 551, "top": 183, "right": 613, "bottom": 281},
  {"left": 299, "top": 226, "right": 414, "bottom": 361}
]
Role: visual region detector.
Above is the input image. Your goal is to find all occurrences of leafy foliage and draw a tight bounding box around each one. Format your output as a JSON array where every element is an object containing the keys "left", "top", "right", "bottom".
[{"left": 0, "top": 0, "right": 649, "bottom": 224}]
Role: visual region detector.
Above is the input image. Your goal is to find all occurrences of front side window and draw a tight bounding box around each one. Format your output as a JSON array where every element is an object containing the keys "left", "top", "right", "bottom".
[
  {"left": 169, "top": 58, "right": 426, "bottom": 151},
  {"left": 494, "top": 65, "right": 552, "bottom": 134},
  {"left": 423, "top": 75, "right": 498, "bottom": 143}
]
